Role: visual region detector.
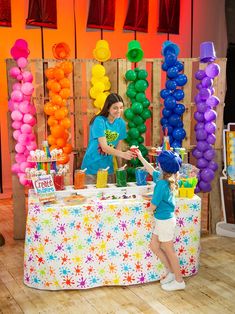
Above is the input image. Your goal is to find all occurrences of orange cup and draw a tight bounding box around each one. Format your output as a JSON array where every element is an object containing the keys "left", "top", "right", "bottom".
[{"left": 74, "top": 170, "right": 86, "bottom": 189}]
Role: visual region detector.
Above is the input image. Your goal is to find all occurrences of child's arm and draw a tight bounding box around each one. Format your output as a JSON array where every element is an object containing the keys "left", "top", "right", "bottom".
[{"left": 136, "top": 149, "right": 155, "bottom": 176}]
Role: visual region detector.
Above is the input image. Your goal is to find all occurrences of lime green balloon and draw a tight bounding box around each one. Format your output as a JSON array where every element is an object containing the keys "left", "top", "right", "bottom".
[
  {"left": 141, "top": 108, "right": 152, "bottom": 120},
  {"left": 125, "top": 70, "right": 137, "bottom": 81},
  {"left": 135, "top": 79, "right": 148, "bottom": 92},
  {"left": 124, "top": 108, "right": 134, "bottom": 120},
  {"left": 128, "top": 127, "right": 140, "bottom": 139},
  {"left": 133, "top": 115, "right": 144, "bottom": 125},
  {"left": 132, "top": 102, "right": 143, "bottom": 114},
  {"left": 142, "top": 99, "right": 150, "bottom": 108},
  {"left": 128, "top": 121, "right": 135, "bottom": 128},
  {"left": 138, "top": 136, "right": 144, "bottom": 143},
  {"left": 138, "top": 69, "right": 148, "bottom": 80},
  {"left": 126, "top": 88, "right": 136, "bottom": 99},
  {"left": 135, "top": 92, "right": 146, "bottom": 103},
  {"left": 137, "top": 124, "right": 147, "bottom": 134}
]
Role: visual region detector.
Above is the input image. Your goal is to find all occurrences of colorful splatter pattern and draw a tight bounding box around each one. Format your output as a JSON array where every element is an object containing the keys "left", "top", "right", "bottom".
[{"left": 24, "top": 193, "right": 201, "bottom": 290}]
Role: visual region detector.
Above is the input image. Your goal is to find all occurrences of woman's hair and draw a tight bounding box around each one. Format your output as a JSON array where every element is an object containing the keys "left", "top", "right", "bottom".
[
  {"left": 89, "top": 93, "right": 124, "bottom": 125},
  {"left": 163, "top": 171, "right": 179, "bottom": 191}
]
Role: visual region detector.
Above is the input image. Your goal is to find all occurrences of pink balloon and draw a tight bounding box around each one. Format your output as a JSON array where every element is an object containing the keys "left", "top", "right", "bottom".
[
  {"left": 12, "top": 121, "right": 22, "bottom": 129},
  {"left": 17, "top": 57, "right": 28, "bottom": 69},
  {"left": 14, "top": 39, "right": 28, "bottom": 49},
  {"left": 28, "top": 133, "right": 36, "bottom": 141},
  {"left": 19, "top": 100, "right": 30, "bottom": 113},
  {"left": 21, "top": 82, "right": 34, "bottom": 96},
  {"left": 21, "top": 123, "right": 32, "bottom": 134},
  {"left": 16, "top": 74, "right": 23, "bottom": 81},
  {"left": 28, "top": 117, "right": 36, "bottom": 126},
  {"left": 15, "top": 153, "right": 26, "bottom": 163},
  {"left": 8, "top": 100, "right": 14, "bottom": 112},
  {"left": 19, "top": 174, "right": 28, "bottom": 186},
  {"left": 23, "top": 95, "right": 31, "bottom": 101},
  {"left": 23, "top": 113, "right": 34, "bottom": 124},
  {"left": 11, "top": 90, "right": 23, "bottom": 102},
  {"left": 18, "top": 133, "right": 29, "bottom": 145},
  {"left": 26, "top": 142, "right": 37, "bottom": 151},
  {"left": 15, "top": 143, "right": 25, "bottom": 153},
  {"left": 9, "top": 67, "right": 21, "bottom": 78},
  {"left": 22, "top": 71, "right": 33, "bottom": 83},
  {"left": 12, "top": 163, "right": 21, "bottom": 174},
  {"left": 20, "top": 162, "right": 30, "bottom": 172},
  {"left": 11, "top": 110, "right": 23, "bottom": 121},
  {"left": 24, "top": 149, "right": 30, "bottom": 157},
  {"left": 10, "top": 46, "right": 30, "bottom": 60},
  {"left": 13, "top": 130, "right": 22, "bottom": 140},
  {"left": 29, "top": 105, "right": 36, "bottom": 115},
  {"left": 13, "top": 83, "right": 22, "bottom": 90}
]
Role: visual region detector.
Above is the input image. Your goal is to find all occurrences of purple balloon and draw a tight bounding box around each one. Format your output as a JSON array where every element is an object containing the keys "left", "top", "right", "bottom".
[
  {"left": 201, "top": 168, "right": 215, "bottom": 182},
  {"left": 199, "top": 88, "right": 211, "bottom": 100},
  {"left": 194, "top": 111, "right": 205, "bottom": 122},
  {"left": 192, "top": 148, "right": 203, "bottom": 159},
  {"left": 196, "top": 102, "right": 208, "bottom": 113},
  {"left": 204, "top": 149, "right": 216, "bottom": 161},
  {"left": 204, "top": 109, "right": 217, "bottom": 122},
  {"left": 201, "top": 77, "right": 213, "bottom": 88},
  {"left": 206, "top": 96, "right": 220, "bottom": 108},
  {"left": 194, "top": 186, "right": 201, "bottom": 193},
  {"left": 208, "top": 160, "right": 218, "bottom": 171},
  {"left": 196, "top": 83, "right": 203, "bottom": 90},
  {"left": 194, "top": 94, "right": 202, "bottom": 104},
  {"left": 205, "top": 122, "right": 216, "bottom": 134},
  {"left": 194, "top": 122, "right": 205, "bottom": 131},
  {"left": 207, "top": 133, "right": 216, "bottom": 145},
  {"left": 199, "top": 180, "right": 212, "bottom": 192},
  {"left": 196, "top": 129, "right": 208, "bottom": 141},
  {"left": 197, "top": 141, "right": 209, "bottom": 152},
  {"left": 209, "top": 87, "right": 215, "bottom": 95},
  {"left": 205, "top": 63, "right": 220, "bottom": 78},
  {"left": 197, "top": 158, "right": 209, "bottom": 169},
  {"left": 195, "top": 70, "right": 206, "bottom": 80}
]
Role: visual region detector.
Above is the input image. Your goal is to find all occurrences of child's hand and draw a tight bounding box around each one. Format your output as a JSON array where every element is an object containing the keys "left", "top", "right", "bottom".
[{"left": 135, "top": 149, "right": 143, "bottom": 159}]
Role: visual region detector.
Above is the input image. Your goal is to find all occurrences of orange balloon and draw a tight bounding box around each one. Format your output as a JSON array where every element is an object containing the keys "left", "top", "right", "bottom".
[
  {"left": 57, "top": 152, "right": 70, "bottom": 165},
  {"left": 46, "top": 79, "right": 55, "bottom": 90},
  {"left": 63, "top": 143, "right": 73, "bottom": 154},
  {"left": 45, "top": 68, "right": 55, "bottom": 79},
  {"left": 48, "top": 116, "right": 58, "bottom": 127},
  {"left": 63, "top": 130, "right": 69, "bottom": 140},
  {"left": 50, "top": 81, "right": 61, "bottom": 93},
  {"left": 50, "top": 144, "right": 59, "bottom": 151},
  {"left": 59, "top": 78, "right": 70, "bottom": 88},
  {"left": 60, "top": 61, "right": 73, "bottom": 75},
  {"left": 56, "top": 137, "right": 66, "bottom": 148},
  {"left": 60, "top": 117, "right": 71, "bottom": 129},
  {"left": 44, "top": 102, "right": 57, "bottom": 116},
  {"left": 51, "top": 125, "right": 65, "bottom": 138},
  {"left": 47, "top": 134, "right": 56, "bottom": 145},
  {"left": 54, "top": 108, "right": 67, "bottom": 120},
  {"left": 59, "top": 88, "right": 70, "bottom": 99},
  {"left": 54, "top": 68, "right": 65, "bottom": 80},
  {"left": 51, "top": 94, "right": 63, "bottom": 106}
]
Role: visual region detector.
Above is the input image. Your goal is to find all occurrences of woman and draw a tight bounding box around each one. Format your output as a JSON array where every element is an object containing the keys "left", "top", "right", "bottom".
[{"left": 81, "top": 93, "right": 135, "bottom": 183}]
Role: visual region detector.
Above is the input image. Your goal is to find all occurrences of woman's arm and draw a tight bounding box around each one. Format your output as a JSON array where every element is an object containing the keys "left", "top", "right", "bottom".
[
  {"left": 116, "top": 140, "right": 124, "bottom": 167},
  {"left": 98, "top": 137, "right": 134, "bottom": 160}
]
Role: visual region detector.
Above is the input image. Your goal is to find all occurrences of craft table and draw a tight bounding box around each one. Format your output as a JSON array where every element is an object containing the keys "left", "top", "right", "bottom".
[{"left": 24, "top": 184, "right": 201, "bottom": 290}]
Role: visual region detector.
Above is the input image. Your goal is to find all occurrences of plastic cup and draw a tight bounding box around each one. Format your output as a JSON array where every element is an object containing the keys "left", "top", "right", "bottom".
[
  {"left": 54, "top": 174, "right": 64, "bottom": 191},
  {"left": 126, "top": 40, "right": 144, "bottom": 62},
  {"left": 93, "top": 47, "right": 111, "bottom": 62},
  {"left": 200, "top": 42, "right": 216, "bottom": 63},
  {"left": 96, "top": 169, "right": 108, "bottom": 188},
  {"left": 96, "top": 40, "right": 109, "bottom": 48},
  {"left": 74, "top": 170, "right": 86, "bottom": 189},
  {"left": 116, "top": 169, "right": 127, "bottom": 187},
  {"left": 135, "top": 167, "right": 148, "bottom": 186}
]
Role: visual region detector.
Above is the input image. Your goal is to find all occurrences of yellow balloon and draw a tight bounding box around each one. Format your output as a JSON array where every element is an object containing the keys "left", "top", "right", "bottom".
[
  {"left": 96, "top": 92, "right": 108, "bottom": 108},
  {"left": 94, "top": 99, "right": 103, "bottom": 109},
  {"left": 93, "top": 82, "right": 105, "bottom": 93},
  {"left": 89, "top": 87, "right": 99, "bottom": 99},
  {"left": 92, "top": 64, "right": 106, "bottom": 78}
]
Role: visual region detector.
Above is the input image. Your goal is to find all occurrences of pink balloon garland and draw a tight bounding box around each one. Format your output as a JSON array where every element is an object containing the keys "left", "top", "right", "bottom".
[{"left": 9, "top": 39, "right": 37, "bottom": 186}]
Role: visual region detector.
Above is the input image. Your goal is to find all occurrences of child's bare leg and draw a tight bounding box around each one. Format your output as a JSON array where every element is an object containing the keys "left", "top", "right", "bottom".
[
  {"left": 161, "top": 241, "right": 183, "bottom": 282},
  {"left": 150, "top": 234, "right": 172, "bottom": 272}
]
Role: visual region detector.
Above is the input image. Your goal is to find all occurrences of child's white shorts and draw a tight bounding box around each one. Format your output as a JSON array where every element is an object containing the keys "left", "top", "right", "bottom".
[{"left": 152, "top": 217, "right": 176, "bottom": 242}]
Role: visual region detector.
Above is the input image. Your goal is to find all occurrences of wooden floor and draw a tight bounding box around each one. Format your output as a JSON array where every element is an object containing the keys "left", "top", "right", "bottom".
[{"left": 1, "top": 198, "right": 235, "bottom": 314}]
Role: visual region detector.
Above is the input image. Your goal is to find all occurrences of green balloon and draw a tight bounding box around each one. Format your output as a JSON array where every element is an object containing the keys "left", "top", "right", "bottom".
[
  {"left": 125, "top": 136, "right": 131, "bottom": 143},
  {"left": 135, "top": 92, "right": 146, "bottom": 103},
  {"left": 138, "top": 69, "right": 148, "bottom": 80},
  {"left": 142, "top": 99, "right": 150, "bottom": 108},
  {"left": 128, "top": 121, "right": 135, "bottom": 128},
  {"left": 135, "top": 79, "right": 148, "bottom": 92},
  {"left": 138, "top": 136, "right": 144, "bottom": 143},
  {"left": 133, "top": 115, "right": 144, "bottom": 125},
  {"left": 129, "top": 139, "right": 139, "bottom": 147},
  {"left": 137, "top": 124, "right": 147, "bottom": 134},
  {"left": 130, "top": 158, "right": 139, "bottom": 166},
  {"left": 128, "top": 127, "right": 140, "bottom": 139},
  {"left": 132, "top": 102, "right": 143, "bottom": 114},
  {"left": 124, "top": 108, "right": 134, "bottom": 120},
  {"left": 141, "top": 108, "right": 152, "bottom": 120},
  {"left": 126, "top": 88, "right": 136, "bottom": 99},
  {"left": 128, "top": 82, "right": 136, "bottom": 89},
  {"left": 139, "top": 144, "right": 146, "bottom": 151},
  {"left": 134, "top": 67, "right": 140, "bottom": 73},
  {"left": 125, "top": 70, "right": 137, "bottom": 81}
]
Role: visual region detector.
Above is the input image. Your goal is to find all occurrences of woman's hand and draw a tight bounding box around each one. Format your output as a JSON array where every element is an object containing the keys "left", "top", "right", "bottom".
[{"left": 121, "top": 150, "right": 136, "bottom": 160}]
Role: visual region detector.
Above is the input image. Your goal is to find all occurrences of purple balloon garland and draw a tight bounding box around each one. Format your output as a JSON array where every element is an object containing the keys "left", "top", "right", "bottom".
[
  {"left": 193, "top": 63, "right": 220, "bottom": 192},
  {"left": 160, "top": 41, "right": 187, "bottom": 148}
]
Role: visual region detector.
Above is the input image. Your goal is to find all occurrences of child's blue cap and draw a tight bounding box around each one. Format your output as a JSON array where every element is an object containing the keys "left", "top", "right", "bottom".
[{"left": 158, "top": 151, "right": 182, "bottom": 174}]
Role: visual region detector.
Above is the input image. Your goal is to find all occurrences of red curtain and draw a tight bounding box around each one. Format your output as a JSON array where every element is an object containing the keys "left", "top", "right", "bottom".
[
  {"left": 87, "top": 0, "right": 115, "bottom": 30},
  {"left": 26, "top": 0, "right": 57, "bottom": 29},
  {"left": 0, "top": 0, "right": 11, "bottom": 27},
  {"left": 123, "top": 0, "right": 149, "bottom": 33},
  {"left": 157, "top": 0, "right": 180, "bottom": 34}
]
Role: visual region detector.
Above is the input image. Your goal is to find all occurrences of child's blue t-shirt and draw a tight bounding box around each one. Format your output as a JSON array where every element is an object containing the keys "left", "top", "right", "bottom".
[
  {"left": 81, "top": 116, "right": 127, "bottom": 175},
  {"left": 151, "top": 172, "right": 176, "bottom": 220}
]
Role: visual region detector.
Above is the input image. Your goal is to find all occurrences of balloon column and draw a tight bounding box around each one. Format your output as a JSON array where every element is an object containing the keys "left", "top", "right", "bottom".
[
  {"left": 124, "top": 40, "right": 150, "bottom": 180},
  {"left": 90, "top": 40, "right": 112, "bottom": 111},
  {"left": 193, "top": 42, "right": 220, "bottom": 192},
  {"left": 160, "top": 41, "right": 187, "bottom": 148},
  {"left": 44, "top": 49, "right": 73, "bottom": 165},
  {"left": 9, "top": 39, "right": 37, "bottom": 186}
]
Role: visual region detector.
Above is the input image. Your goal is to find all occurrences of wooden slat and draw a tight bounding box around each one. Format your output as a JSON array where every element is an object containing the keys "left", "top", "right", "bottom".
[
  {"left": 152, "top": 60, "right": 162, "bottom": 146},
  {"left": 117, "top": 59, "right": 131, "bottom": 108}
]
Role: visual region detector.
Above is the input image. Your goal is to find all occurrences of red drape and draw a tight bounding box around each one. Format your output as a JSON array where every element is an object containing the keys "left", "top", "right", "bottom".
[
  {"left": 0, "top": 0, "right": 11, "bottom": 27},
  {"left": 26, "top": 0, "right": 57, "bottom": 29},
  {"left": 87, "top": 0, "right": 115, "bottom": 30},
  {"left": 123, "top": 0, "right": 149, "bottom": 33},
  {"left": 157, "top": 0, "right": 180, "bottom": 34}
]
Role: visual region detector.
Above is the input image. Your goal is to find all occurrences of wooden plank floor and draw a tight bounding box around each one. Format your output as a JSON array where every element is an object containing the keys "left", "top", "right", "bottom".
[{"left": 1, "top": 198, "right": 235, "bottom": 314}]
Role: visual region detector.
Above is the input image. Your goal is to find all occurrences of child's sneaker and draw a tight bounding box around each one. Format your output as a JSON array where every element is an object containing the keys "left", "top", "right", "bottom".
[
  {"left": 160, "top": 272, "right": 175, "bottom": 285},
  {"left": 161, "top": 279, "right": 185, "bottom": 291}
]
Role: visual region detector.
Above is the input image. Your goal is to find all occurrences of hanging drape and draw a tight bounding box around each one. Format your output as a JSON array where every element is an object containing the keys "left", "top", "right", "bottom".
[
  {"left": 87, "top": 0, "right": 115, "bottom": 30},
  {"left": 123, "top": 0, "right": 149, "bottom": 33},
  {"left": 0, "top": 0, "right": 11, "bottom": 27},
  {"left": 157, "top": 0, "right": 180, "bottom": 34},
  {"left": 26, "top": 0, "right": 57, "bottom": 29}
]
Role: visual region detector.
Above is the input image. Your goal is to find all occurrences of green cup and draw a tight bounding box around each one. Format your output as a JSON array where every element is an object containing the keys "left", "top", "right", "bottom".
[
  {"left": 116, "top": 169, "right": 127, "bottom": 187},
  {"left": 126, "top": 40, "right": 144, "bottom": 62}
]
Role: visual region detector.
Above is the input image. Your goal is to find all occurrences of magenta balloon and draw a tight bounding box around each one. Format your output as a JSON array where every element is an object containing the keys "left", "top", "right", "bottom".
[
  {"left": 26, "top": 142, "right": 37, "bottom": 151},
  {"left": 206, "top": 96, "right": 220, "bottom": 108},
  {"left": 15, "top": 143, "right": 25, "bottom": 154},
  {"left": 22, "top": 71, "right": 33, "bottom": 83},
  {"left": 201, "top": 168, "right": 215, "bottom": 182},
  {"left": 16, "top": 74, "right": 23, "bottom": 81},
  {"left": 15, "top": 153, "right": 26, "bottom": 163},
  {"left": 11, "top": 163, "right": 21, "bottom": 174},
  {"left": 204, "top": 149, "right": 216, "bottom": 161},
  {"left": 205, "top": 63, "right": 220, "bottom": 78},
  {"left": 29, "top": 105, "right": 36, "bottom": 115},
  {"left": 9, "top": 67, "right": 21, "bottom": 78},
  {"left": 192, "top": 148, "right": 203, "bottom": 159},
  {"left": 13, "top": 130, "right": 21, "bottom": 141},
  {"left": 23, "top": 95, "right": 31, "bottom": 101},
  {"left": 19, "top": 174, "right": 28, "bottom": 186},
  {"left": 204, "top": 109, "right": 217, "bottom": 122},
  {"left": 18, "top": 133, "right": 29, "bottom": 145},
  {"left": 10, "top": 45, "right": 29, "bottom": 60},
  {"left": 196, "top": 129, "right": 208, "bottom": 141},
  {"left": 11, "top": 90, "right": 23, "bottom": 102},
  {"left": 194, "top": 122, "right": 205, "bottom": 131},
  {"left": 29, "top": 117, "right": 36, "bottom": 126},
  {"left": 24, "top": 150, "right": 30, "bottom": 157},
  {"left": 197, "top": 140, "right": 209, "bottom": 152},
  {"left": 11, "top": 110, "right": 23, "bottom": 121},
  {"left": 21, "top": 82, "right": 34, "bottom": 96},
  {"left": 19, "top": 101, "right": 30, "bottom": 114},
  {"left": 196, "top": 102, "right": 208, "bottom": 113},
  {"left": 201, "top": 77, "right": 213, "bottom": 88},
  {"left": 208, "top": 160, "right": 218, "bottom": 171},
  {"left": 197, "top": 158, "right": 209, "bottom": 169},
  {"left": 205, "top": 122, "right": 216, "bottom": 134},
  {"left": 207, "top": 133, "right": 216, "bottom": 145},
  {"left": 12, "top": 121, "right": 22, "bottom": 130},
  {"left": 13, "top": 83, "right": 22, "bottom": 91},
  {"left": 199, "top": 88, "right": 211, "bottom": 100},
  {"left": 20, "top": 161, "right": 30, "bottom": 172},
  {"left": 15, "top": 39, "right": 28, "bottom": 49},
  {"left": 195, "top": 69, "right": 206, "bottom": 80},
  {"left": 23, "top": 113, "right": 34, "bottom": 124},
  {"left": 8, "top": 100, "right": 14, "bottom": 112},
  {"left": 194, "top": 111, "right": 205, "bottom": 122},
  {"left": 199, "top": 180, "right": 212, "bottom": 192},
  {"left": 17, "top": 57, "right": 28, "bottom": 69},
  {"left": 21, "top": 123, "right": 32, "bottom": 134},
  {"left": 28, "top": 133, "right": 36, "bottom": 141}
]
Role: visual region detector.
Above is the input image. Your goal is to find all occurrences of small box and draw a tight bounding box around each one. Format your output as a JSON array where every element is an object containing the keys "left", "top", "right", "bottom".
[{"left": 178, "top": 187, "right": 194, "bottom": 198}]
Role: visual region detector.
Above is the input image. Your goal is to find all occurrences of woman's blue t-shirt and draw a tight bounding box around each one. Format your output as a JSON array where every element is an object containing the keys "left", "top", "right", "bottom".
[{"left": 81, "top": 116, "right": 127, "bottom": 174}]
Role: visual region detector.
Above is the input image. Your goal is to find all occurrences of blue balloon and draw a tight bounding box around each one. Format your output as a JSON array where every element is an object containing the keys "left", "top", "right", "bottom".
[
  {"left": 166, "top": 80, "right": 177, "bottom": 91},
  {"left": 175, "top": 61, "right": 184, "bottom": 72},
  {"left": 174, "top": 74, "right": 187, "bottom": 86},
  {"left": 165, "top": 53, "right": 177, "bottom": 67},
  {"left": 173, "top": 103, "right": 185, "bottom": 115},
  {"left": 162, "top": 108, "right": 172, "bottom": 118},
  {"left": 163, "top": 124, "right": 174, "bottom": 135},
  {"left": 160, "top": 89, "right": 171, "bottom": 99},
  {"left": 173, "top": 128, "right": 186, "bottom": 140},
  {"left": 164, "top": 96, "right": 177, "bottom": 110},
  {"left": 168, "top": 114, "right": 181, "bottom": 126},
  {"left": 173, "top": 89, "right": 185, "bottom": 101},
  {"left": 167, "top": 66, "right": 179, "bottom": 78},
  {"left": 160, "top": 117, "right": 168, "bottom": 126},
  {"left": 169, "top": 135, "right": 174, "bottom": 144},
  {"left": 176, "top": 120, "right": 184, "bottom": 128},
  {"left": 171, "top": 140, "right": 182, "bottom": 148},
  {"left": 162, "top": 62, "right": 169, "bottom": 71}
]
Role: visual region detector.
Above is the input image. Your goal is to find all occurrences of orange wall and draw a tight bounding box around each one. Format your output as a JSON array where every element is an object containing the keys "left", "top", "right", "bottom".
[{"left": 0, "top": 0, "right": 226, "bottom": 193}]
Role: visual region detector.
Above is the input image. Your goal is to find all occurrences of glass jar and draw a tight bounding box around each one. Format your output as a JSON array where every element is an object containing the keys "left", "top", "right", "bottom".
[
  {"left": 96, "top": 169, "right": 108, "bottom": 188},
  {"left": 74, "top": 170, "right": 86, "bottom": 189}
]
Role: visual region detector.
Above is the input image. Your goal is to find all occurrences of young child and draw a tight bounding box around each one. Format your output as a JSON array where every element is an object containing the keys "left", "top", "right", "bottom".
[{"left": 136, "top": 149, "right": 185, "bottom": 291}]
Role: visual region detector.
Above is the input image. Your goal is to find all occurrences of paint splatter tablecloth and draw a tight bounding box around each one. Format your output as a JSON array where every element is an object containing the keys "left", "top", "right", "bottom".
[{"left": 24, "top": 190, "right": 201, "bottom": 290}]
